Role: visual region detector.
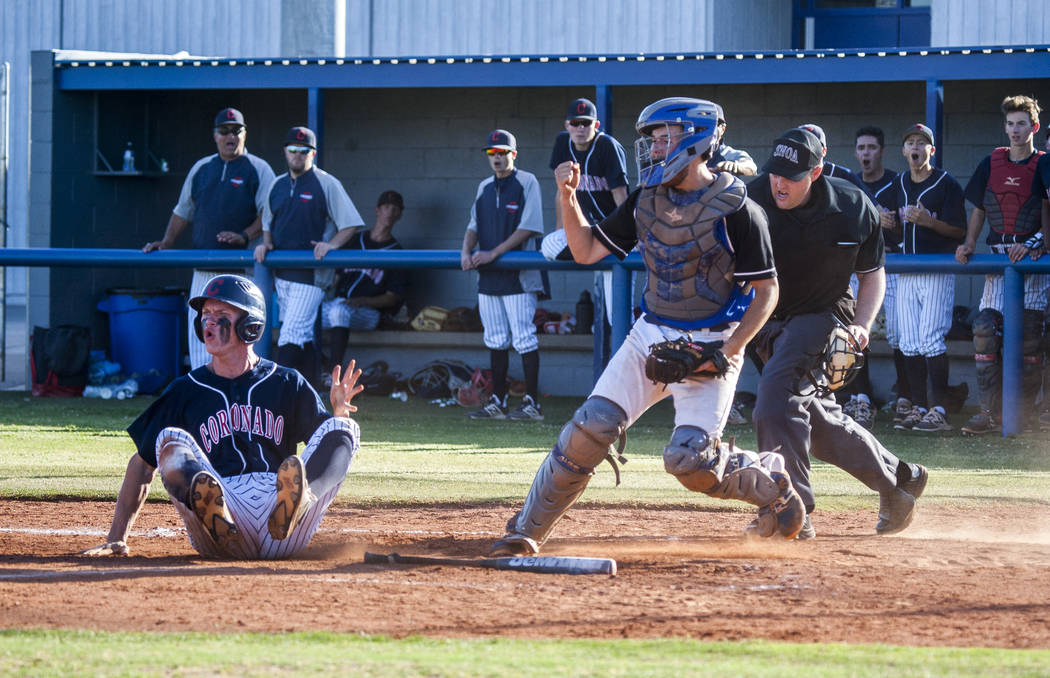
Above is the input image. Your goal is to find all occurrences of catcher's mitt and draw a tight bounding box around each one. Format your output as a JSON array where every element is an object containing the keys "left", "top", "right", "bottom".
[{"left": 645, "top": 339, "right": 729, "bottom": 384}]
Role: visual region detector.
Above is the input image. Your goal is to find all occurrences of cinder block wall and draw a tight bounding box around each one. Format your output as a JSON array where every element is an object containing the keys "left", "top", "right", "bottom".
[{"left": 43, "top": 77, "right": 1050, "bottom": 395}]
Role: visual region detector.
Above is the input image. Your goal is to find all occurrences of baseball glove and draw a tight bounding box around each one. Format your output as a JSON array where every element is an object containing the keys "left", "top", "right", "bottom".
[{"left": 645, "top": 339, "right": 729, "bottom": 384}]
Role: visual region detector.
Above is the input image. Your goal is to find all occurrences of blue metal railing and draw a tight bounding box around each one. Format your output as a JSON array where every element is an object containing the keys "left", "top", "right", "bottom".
[{"left": 1, "top": 247, "right": 1045, "bottom": 436}]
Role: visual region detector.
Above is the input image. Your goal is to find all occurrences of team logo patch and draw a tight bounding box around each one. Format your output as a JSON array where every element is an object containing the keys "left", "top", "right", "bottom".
[
  {"left": 505, "top": 201, "right": 519, "bottom": 213},
  {"left": 230, "top": 176, "right": 244, "bottom": 186},
  {"left": 299, "top": 192, "right": 314, "bottom": 202},
  {"left": 773, "top": 143, "right": 799, "bottom": 163},
  {"left": 1004, "top": 176, "right": 1021, "bottom": 187}
]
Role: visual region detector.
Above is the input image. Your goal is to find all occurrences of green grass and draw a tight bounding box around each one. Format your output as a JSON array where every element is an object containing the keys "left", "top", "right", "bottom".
[
  {"left": 1, "top": 631, "right": 1049, "bottom": 678},
  {"left": 3, "top": 392, "right": 1050, "bottom": 676}
]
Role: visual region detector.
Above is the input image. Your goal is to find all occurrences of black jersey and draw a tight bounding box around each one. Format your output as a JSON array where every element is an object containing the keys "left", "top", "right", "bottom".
[
  {"left": 877, "top": 168, "right": 965, "bottom": 254},
  {"left": 549, "top": 132, "right": 629, "bottom": 224},
  {"left": 751, "top": 174, "right": 884, "bottom": 322},
  {"left": 128, "top": 359, "right": 330, "bottom": 477}
]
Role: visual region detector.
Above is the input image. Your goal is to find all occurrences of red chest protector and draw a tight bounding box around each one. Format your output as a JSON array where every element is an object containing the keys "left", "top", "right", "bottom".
[{"left": 984, "top": 147, "right": 1044, "bottom": 237}]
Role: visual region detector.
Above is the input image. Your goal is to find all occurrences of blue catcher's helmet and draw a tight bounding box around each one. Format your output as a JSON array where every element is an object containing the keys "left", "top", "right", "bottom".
[{"left": 635, "top": 97, "right": 720, "bottom": 187}]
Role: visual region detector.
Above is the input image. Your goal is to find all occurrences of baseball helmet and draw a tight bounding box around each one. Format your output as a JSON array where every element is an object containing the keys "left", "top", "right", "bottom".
[
  {"left": 800, "top": 320, "right": 866, "bottom": 398},
  {"left": 189, "top": 274, "right": 266, "bottom": 344},
  {"left": 634, "top": 97, "right": 720, "bottom": 187}
]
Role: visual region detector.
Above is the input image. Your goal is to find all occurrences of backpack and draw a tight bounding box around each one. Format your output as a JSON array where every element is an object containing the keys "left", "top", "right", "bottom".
[
  {"left": 358, "top": 360, "right": 403, "bottom": 396},
  {"left": 30, "top": 325, "right": 91, "bottom": 397},
  {"left": 407, "top": 359, "right": 475, "bottom": 399}
]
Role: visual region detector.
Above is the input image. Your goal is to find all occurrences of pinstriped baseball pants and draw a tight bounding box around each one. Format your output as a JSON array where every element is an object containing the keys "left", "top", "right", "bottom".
[
  {"left": 275, "top": 278, "right": 325, "bottom": 347},
  {"left": 895, "top": 273, "right": 954, "bottom": 357},
  {"left": 478, "top": 292, "right": 539, "bottom": 354},
  {"left": 158, "top": 416, "right": 359, "bottom": 559}
]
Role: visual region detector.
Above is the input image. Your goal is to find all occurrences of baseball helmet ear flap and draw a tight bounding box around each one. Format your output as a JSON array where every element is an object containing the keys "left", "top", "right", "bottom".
[{"left": 189, "top": 274, "right": 267, "bottom": 344}]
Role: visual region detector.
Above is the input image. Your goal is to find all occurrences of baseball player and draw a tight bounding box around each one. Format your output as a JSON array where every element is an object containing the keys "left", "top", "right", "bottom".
[
  {"left": 255, "top": 126, "right": 365, "bottom": 386},
  {"left": 320, "top": 190, "right": 407, "bottom": 379},
  {"left": 877, "top": 124, "right": 966, "bottom": 432},
  {"left": 81, "top": 275, "right": 363, "bottom": 559},
  {"left": 490, "top": 98, "right": 804, "bottom": 557},
  {"left": 144, "top": 108, "right": 275, "bottom": 370},
  {"left": 461, "top": 129, "right": 545, "bottom": 421},
  {"left": 750, "top": 127, "right": 928, "bottom": 539},
  {"left": 708, "top": 103, "right": 758, "bottom": 176},
  {"left": 956, "top": 95, "right": 1047, "bottom": 434},
  {"left": 855, "top": 126, "right": 913, "bottom": 427},
  {"left": 799, "top": 123, "right": 871, "bottom": 196},
  {"left": 542, "top": 97, "right": 630, "bottom": 372}
]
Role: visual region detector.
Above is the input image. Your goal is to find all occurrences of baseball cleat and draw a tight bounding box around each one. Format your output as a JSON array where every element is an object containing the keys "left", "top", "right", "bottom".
[
  {"left": 468, "top": 394, "right": 508, "bottom": 420},
  {"left": 961, "top": 410, "right": 1000, "bottom": 436},
  {"left": 489, "top": 533, "right": 540, "bottom": 557},
  {"left": 899, "top": 463, "right": 928, "bottom": 499},
  {"left": 190, "top": 471, "right": 242, "bottom": 551},
  {"left": 911, "top": 408, "right": 951, "bottom": 433},
  {"left": 744, "top": 472, "right": 806, "bottom": 540},
  {"left": 507, "top": 395, "right": 544, "bottom": 421},
  {"left": 268, "top": 455, "right": 315, "bottom": 540},
  {"left": 875, "top": 487, "right": 916, "bottom": 535},
  {"left": 795, "top": 515, "right": 816, "bottom": 540}
]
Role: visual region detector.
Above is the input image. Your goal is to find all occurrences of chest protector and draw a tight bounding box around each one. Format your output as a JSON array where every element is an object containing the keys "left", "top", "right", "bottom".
[
  {"left": 635, "top": 172, "right": 746, "bottom": 323},
  {"left": 984, "top": 147, "right": 1044, "bottom": 237}
]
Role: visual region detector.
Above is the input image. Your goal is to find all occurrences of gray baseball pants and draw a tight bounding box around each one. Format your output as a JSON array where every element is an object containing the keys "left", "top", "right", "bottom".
[{"left": 752, "top": 312, "right": 900, "bottom": 512}]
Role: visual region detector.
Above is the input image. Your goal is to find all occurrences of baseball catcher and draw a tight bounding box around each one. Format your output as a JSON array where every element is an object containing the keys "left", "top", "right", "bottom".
[
  {"left": 490, "top": 97, "right": 805, "bottom": 557},
  {"left": 81, "top": 274, "right": 364, "bottom": 559}
]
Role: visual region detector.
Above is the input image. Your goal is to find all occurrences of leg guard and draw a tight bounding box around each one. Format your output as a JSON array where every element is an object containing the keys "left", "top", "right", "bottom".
[
  {"left": 663, "top": 428, "right": 778, "bottom": 506},
  {"left": 973, "top": 309, "right": 1003, "bottom": 413},
  {"left": 1023, "top": 310, "right": 1044, "bottom": 408},
  {"left": 491, "top": 397, "right": 627, "bottom": 555}
]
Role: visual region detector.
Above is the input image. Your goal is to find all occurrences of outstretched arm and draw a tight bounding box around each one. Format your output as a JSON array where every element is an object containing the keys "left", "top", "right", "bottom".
[{"left": 80, "top": 454, "right": 156, "bottom": 556}]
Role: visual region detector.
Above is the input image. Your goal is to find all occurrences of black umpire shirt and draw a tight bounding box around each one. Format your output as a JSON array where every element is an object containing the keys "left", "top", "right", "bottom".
[{"left": 750, "top": 173, "right": 885, "bottom": 323}]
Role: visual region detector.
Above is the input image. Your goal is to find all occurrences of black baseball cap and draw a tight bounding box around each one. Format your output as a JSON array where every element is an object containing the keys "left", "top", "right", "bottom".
[
  {"left": 377, "top": 190, "right": 404, "bottom": 210},
  {"left": 214, "top": 108, "right": 245, "bottom": 128},
  {"left": 484, "top": 129, "right": 516, "bottom": 152},
  {"left": 566, "top": 98, "right": 598, "bottom": 121},
  {"left": 798, "top": 123, "right": 827, "bottom": 149},
  {"left": 285, "top": 126, "right": 317, "bottom": 149},
  {"left": 763, "top": 128, "right": 824, "bottom": 181}
]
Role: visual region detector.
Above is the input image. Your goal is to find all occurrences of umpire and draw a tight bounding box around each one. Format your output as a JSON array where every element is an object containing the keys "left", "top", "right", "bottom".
[{"left": 749, "top": 127, "right": 928, "bottom": 539}]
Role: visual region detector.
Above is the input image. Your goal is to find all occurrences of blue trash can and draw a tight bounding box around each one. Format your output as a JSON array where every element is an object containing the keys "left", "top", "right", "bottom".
[{"left": 97, "top": 288, "right": 185, "bottom": 394}]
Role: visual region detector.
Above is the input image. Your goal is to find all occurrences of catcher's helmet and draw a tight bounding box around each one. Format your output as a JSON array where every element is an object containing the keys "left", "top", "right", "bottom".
[
  {"left": 800, "top": 320, "right": 866, "bottom": 397},
  {"left": 634, "top": 97, "right": 720, "bottom": 187},
  {"left": 189, "top": 274, "right": 266, "bottom": 344}
]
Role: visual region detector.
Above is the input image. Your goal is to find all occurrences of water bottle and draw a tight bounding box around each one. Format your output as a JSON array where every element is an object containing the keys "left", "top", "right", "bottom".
[
  {"left": 575, "top": 290, "right": 594, "bottom": 335},
  {"left": 122, "top": 142, "right": 135, "bottom": 172}
]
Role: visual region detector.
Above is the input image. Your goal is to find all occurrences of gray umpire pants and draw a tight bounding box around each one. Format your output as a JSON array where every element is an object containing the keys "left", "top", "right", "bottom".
[{"left": 752, "top": 312, "right": 900, "bottom": 512}]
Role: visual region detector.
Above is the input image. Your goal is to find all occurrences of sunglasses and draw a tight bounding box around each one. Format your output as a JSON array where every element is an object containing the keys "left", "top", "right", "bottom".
[
  {"left": 285, "top": 145, "right": 313, "bottom": 155},
  {"left": 485, "top": 148, "right": 511, "bottom": 156},
  {"left": 569, "top": 119, "right": 593, "bottom": 128},
  {"left": 216, "top": 126, "right": 244, "bottom": 136}
]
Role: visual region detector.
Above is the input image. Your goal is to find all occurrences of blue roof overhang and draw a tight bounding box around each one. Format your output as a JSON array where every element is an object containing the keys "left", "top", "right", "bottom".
[{"left": 53, "top": 45, "right": 1050, "bottom": 91}]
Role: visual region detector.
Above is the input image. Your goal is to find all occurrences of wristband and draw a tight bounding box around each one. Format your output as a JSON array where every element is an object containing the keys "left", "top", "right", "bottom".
[
  {"left": 1024, "top": 232, "right": 1044, "bottom": 250},
  {"left": 241, "top": 230, "right": 252, "bottom": 244}
]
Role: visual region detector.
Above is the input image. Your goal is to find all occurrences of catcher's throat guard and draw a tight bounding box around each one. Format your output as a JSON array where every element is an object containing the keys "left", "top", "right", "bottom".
[{"left": 800, "top": 322, "right": 865, "bottom": 397}]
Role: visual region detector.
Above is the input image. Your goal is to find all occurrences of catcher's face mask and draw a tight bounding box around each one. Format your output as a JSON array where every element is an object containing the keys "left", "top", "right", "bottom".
[{"left": 799, "top": 324, "right": 865, "bottom": 398}]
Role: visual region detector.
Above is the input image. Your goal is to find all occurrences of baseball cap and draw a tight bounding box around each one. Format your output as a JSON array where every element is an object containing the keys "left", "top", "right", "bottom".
[
  {"left": 214, "top": 108, "right": 245, "bottom": 128},
  {"left": 902, "top": 123, "right": 935, "bottom": 146},
  {"left": 484, "top": 129, "right": 517, "bottom": 152},
  {"left": 285, "top": 126, "right": 317, "bottom": 150},
  {"left": 798, "top": 123, "right": 827, "bottom": 149},
  {"left": 377, "top": 190, "right": 404, "bottom": 210},
  {"left": 763, "top": 128, "right": 825, "bottom": 181},
  {"left": 566, "top": 98, "right": 598, "bottom": 121}
]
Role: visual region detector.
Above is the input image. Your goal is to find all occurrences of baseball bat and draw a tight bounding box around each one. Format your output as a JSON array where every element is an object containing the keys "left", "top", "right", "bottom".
[{"left": 364, "top": 551, "right": 617, "bottom": 575}]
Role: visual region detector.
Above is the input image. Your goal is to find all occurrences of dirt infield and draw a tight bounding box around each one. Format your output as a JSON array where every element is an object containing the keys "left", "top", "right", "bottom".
[{"left": 2, "top": 498, "right": 1049, "bottom": 648}]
